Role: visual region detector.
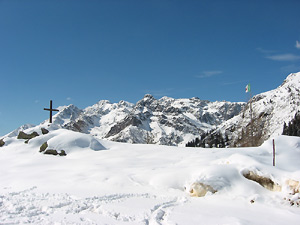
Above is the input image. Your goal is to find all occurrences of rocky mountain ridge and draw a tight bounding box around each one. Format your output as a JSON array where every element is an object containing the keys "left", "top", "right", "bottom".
[
  {"left": 36, "top": 95, "right": 245, "bottom": 146},
  {"left": 103, "top": 95, "right": 244, "bottom": 145}
]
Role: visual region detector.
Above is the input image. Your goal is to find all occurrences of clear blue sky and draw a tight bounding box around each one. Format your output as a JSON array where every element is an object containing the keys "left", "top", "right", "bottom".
[{"left": 1, "top": 0, "right": 300, "bottom": 136}]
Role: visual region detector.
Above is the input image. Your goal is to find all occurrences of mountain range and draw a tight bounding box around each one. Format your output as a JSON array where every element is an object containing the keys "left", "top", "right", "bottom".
[
  {"left": 40, "top": 95, "right": 244, "bottom": 146},
  {"left": 3, "top": 72, "right": 300, "bottom": 147}
]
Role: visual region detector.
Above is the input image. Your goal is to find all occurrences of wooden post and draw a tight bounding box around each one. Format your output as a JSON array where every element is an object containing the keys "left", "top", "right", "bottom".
[
  {"left": 44, "top": 100, "right": 59, "bottom": 123},
  {"left": 273, "top": 139, "right": 276, "bottom": 166}
]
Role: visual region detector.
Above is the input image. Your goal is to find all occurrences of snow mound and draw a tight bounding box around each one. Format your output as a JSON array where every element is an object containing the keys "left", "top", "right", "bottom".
[
  {"left": 47, "top": 130, "right": 105, "bottom": 151},
  {"left": 29, "top": 129, "right": 106, "bottom": 153}
]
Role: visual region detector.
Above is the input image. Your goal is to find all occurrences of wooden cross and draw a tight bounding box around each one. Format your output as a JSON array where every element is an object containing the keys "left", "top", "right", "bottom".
[{"left": 44, "top": 100, "right": 59, "bottom": 123}]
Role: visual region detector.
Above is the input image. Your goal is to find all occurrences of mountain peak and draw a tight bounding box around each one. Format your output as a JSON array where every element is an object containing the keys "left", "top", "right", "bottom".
[
  {"left": 144, "top": 94, "right": 154, "bottom": 98},
  {"left": 136, "top": 94, "right": 157, "bottom": 107},
  {"left": 142, "top": 94, "right": 156, "bottom": 102},
  {"left": 214, "top": 71, "right": 300, "bottom": 147},
  {"left": 280, "top": 72, "right": 300, "bottom": 88},
  {"left": 285, "top": 71, "right": 300, "bottom": 82}
]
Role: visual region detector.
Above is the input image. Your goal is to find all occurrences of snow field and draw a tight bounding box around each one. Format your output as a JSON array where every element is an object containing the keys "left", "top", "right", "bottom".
[{"left": 1, "top": 129, "right": 300, "bottom": 224}]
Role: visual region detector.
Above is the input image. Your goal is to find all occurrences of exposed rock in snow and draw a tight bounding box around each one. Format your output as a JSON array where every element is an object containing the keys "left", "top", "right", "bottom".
[
  {"left": 286, "top": 179, "right": 300, "bottom": 194},
  {"left": 41, "top": 128, "right": 49, "bottom": 135},
  {"left": 242, "top": 170, "right": 282, "bottom": 192},
  {"left": 186, "top": 182, "right": 217, "bottom": 197},
  {"left": 39, "top": 142, "right": 48, "bottom": 152},
  {"left": 17, "top": 131, "right": 39, "bottom": 140},
  {"left": 0, "top": 139, "right": 5, "bottom": 147}
]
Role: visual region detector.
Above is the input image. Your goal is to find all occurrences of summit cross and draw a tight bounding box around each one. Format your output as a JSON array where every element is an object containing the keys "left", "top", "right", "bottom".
[{"left": 44, "top": 100, "right": 59, "bottom": 123}]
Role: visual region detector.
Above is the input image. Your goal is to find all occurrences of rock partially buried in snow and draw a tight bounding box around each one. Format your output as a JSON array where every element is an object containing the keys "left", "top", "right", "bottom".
[
  {"left": 39, "top": 141, "right": 66, "bottom": 156},
  {"left": 39, "top": 142, "right": 48, "bottom": 152},
  {"left": 41, "top": 128, "right": 49, "bottom": 135},
  {"left": 0, "top": 139, "right": 5, "bottom": 147},
  {"left": 44, "top": 149, "right": 67, "bottom": 156},
  {"left": 286, "top": 179, "right": 300, "bottom": 194},
  {"left": 187, "top": 182, "right": 217, "bottom": 197},
  {"left": 185, "top": 165, "right": 236, "bottom": 197},
  {"left": 243, "top": 170, "right": 282, "bottom": 192},
  {"left": 44, "top": 149, "right": 59, "bottom": 156},
  {"left": 17, "top": 131, "right": 39, "bottom": 140},
  {"left": 59, "top": 150, "right": 67, "bottom": 156}
]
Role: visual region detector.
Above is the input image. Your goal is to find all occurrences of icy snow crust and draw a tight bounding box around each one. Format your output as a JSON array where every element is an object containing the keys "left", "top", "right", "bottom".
[{"left": 1, "top": 129, "right": 300, "bottom": 224}]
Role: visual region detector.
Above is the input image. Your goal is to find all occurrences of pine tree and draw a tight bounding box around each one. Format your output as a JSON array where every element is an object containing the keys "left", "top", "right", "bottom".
[
  {"left": 283, "top": 122, "right": 287, "bottom": 135},
  {"left": 282, "top": 112, "right": 300, "bottom": 137}
]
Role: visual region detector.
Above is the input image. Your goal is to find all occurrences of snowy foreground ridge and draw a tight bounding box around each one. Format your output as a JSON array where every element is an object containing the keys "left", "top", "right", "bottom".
[{"left": 1, "top": 129, "right": 300, "bottom": 224}]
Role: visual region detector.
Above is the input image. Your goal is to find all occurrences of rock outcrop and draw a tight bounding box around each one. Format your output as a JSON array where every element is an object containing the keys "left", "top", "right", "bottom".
[
  {"left": 17, "top": 131, "right": 39, "bottom": 140},
  {"left": 0, "top": 139, "right": 5, "bottom": 147}
]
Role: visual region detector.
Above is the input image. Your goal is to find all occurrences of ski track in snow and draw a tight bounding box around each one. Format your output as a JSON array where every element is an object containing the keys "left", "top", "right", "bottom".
[
  {"left": 0, "top": 186, "right": 186, "bottom": 225},
  {"left": 149, "top": 198, "right": 184, "bottom": 225}
]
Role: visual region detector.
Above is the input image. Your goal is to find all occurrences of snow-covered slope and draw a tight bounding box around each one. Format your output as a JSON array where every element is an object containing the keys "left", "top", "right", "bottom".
[
  {"left": 218, "top": 72, "right": 300, "bottom": 147},
  {"left": 1, "top": 129, "right": 300, "bottom": 224}
]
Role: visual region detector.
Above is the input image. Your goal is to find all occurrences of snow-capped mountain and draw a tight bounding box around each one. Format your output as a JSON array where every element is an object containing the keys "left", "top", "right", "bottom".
[
  {"left": 217, "top": 72, "right": 300, "bottom": 147},
  {"left": 38, "top": 95, "right": 244, "bottom": 146},
  {"left": 104, "top": 95, "right": 244, "bottom": 145},
  {"left": 50, "top": 100, "right": 134, "bottom": 139}
]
